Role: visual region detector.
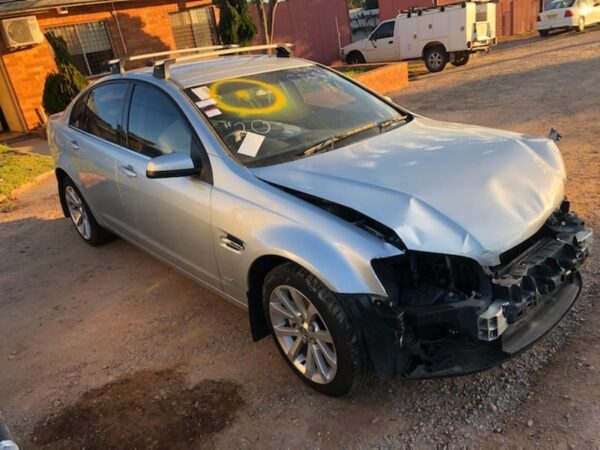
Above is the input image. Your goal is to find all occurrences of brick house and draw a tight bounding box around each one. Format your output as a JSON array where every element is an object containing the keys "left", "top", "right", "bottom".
[
  {"left": 0, "top": 0, "right": 352, "bottom": 135},
  {"left": 0, "top": 0, "right": 221, "bottom": 133}
]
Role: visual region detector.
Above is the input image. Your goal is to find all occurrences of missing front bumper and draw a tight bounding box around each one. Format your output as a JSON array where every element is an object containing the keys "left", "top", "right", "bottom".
[
  {"left": 407, "top": 272, "right": 581, "bottom": 379},
  {"left": 342, "top": 209, "right": 591, "bottom": 380}
]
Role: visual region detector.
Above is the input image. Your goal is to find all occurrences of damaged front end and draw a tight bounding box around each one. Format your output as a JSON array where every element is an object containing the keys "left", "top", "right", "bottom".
[{"left": 343, "top": 201, "right": 592, "bottom": 379}]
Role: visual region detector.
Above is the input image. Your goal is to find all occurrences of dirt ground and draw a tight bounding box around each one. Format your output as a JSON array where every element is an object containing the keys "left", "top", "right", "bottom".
[{"left": 1, "top": 29, "right": 599, "bottom": 449}]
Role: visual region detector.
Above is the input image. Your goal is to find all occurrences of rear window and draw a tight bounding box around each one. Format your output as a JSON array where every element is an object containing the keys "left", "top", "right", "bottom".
[
  {"left": 544, "top": 0, "right": 575, "bottom": 10},
  {"left": 81, "top": 82, "right": 128, "bottom": 144},
  {"left": 69, "top": 93, "right": 88, "bottom": 129}
]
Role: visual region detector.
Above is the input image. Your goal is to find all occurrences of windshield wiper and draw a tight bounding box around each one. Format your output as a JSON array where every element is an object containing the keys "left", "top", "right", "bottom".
[
  {"left": 301, "top": 122, "right": 379, "bottom": 156},
  {"left": 299, "top": 115, "right": 408, "bottom": 157},
  {"left": 378, "top": 115, "right": 407, "bottom": 131}
]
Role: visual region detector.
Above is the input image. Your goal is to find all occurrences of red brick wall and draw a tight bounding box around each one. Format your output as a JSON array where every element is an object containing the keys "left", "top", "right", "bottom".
[
  {"left": 1, "top": 39, "right": 57, "bottom": 130},
  {"left": 0, "top": 0, "right": 215, "bottom": 130},
  {"left": 353, "top": 62, "right": 409, "bottom": 94}
]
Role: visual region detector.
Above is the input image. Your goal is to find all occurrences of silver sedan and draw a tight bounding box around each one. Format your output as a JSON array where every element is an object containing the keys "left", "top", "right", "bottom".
[{"left": 48, "top": 48, "right": 592, "bottom": 396}]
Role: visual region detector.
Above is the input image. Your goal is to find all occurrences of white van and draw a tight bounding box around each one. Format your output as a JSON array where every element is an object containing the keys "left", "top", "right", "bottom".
[{"left": 342, "top": 2, "right": 497, "bottom": 72}]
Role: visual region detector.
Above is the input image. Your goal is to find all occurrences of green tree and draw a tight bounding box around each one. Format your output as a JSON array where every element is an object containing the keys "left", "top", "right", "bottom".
[
  {"left": 45, "top": 32, "right": 75, "bottom": 66},
  {"left": 42, "top": 34, "right": 87, "bottom": 114},
  {"left": 364, "top": 0, "right": 379, "bottom": 10},
  {"left": 347, "top": 0, "right": 379, "bottom": 10},
  {"left": 216, "top": 0, "right": 257, "bottom": 45}
]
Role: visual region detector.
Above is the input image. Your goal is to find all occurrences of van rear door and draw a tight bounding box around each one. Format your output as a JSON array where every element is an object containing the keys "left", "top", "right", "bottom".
[{"left": 472, "top": 3, "right": 496, "bottom": 49}]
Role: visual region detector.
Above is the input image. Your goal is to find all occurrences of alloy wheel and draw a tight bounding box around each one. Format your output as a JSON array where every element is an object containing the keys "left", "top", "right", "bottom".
[
  {"left": 269, "top": 285, "right": 337, "bottom": 384},
  {"left": 428, "top": 51, "right": 443, "bottom": 69},
  {"left": 65, "top": 185, "right": 91, "bottom": 240}
]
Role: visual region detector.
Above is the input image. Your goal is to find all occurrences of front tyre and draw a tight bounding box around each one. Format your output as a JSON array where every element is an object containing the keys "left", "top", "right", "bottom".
[
  {"left": 424, "top": 46, "right": 448, "bottom": 73},
  {"left": 263, "top": 263, "right": 370, "bottom": 397},
  {"left": 61, "top": 177, "right": 115, "bottom": 246}
]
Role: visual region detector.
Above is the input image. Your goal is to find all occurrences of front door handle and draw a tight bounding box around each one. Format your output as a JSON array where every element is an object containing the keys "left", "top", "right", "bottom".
[
  {"left": 220, "top": 234, "right": 245, "bottom": 252},
  {"left": 119, "top": 164, "right": 137, "bottom": 178},
  {"left": 70, "top": 139, "right": 80, "bottom": 151}
]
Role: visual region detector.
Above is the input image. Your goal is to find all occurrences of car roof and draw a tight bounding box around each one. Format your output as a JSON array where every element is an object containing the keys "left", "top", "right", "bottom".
[{"left": 120, "top": 55, "right": 314, "bottom": 88}]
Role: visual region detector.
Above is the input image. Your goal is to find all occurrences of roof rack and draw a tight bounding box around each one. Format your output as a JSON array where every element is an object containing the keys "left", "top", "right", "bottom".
[
  {"left": 107, "top": 45, "right": 240, "bottom": 75},
  {"left": 401, "top": 1, "right": 468, "bottom": 16},
  {"left": 151, "top": 43, "right": 294, "bottom": 80}
]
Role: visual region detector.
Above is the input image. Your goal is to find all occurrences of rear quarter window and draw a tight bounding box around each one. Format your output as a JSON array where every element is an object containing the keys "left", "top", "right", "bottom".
[
  {"left": 81, "top": 82, "right": 128, "bottom": 144},
  {"left": 69, "top": 93, "right": 88, "bottom": 129}
]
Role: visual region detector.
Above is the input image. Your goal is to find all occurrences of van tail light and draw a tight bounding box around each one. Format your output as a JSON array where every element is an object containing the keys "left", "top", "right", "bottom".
[
  {"left": 467, "top": 41, "right": 472, "bottom": 48},
  {"left": 565, "top": 9, "right": 574, "bottom": 17},
  {"left": 536, "top": 14, "right": 541, "bottom": 22}
]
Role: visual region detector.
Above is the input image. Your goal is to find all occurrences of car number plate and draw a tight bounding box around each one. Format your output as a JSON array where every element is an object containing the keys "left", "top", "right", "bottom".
[{"left": 547, "top": 13, "right": 557, "bottom": 19}]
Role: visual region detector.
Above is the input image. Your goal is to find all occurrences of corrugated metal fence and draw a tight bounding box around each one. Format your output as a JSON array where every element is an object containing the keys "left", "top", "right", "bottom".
[{"left": 251, "top": 0, "right": 351, "bottom": 65}]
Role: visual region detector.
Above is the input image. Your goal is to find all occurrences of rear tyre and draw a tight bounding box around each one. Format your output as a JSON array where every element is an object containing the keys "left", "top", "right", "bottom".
[
  {"left": 539, "top": 29, "right": 550, "bottom": 37},
  {"left": 263, "top": 262, "right": 370, "bottom": 397},
  {"left": 346, "top": 51, "right": 366, "bottom": 65},
  {"left": 424, "top": 46, "right": 448, "bottom": 73},
  {"left": 61, "top": 177, "right": 115, "bottom": 246},
  {"left": 576, "top": 17, "right": 585, "bottom": 32},
  {"left": 451, "top": 52, "right": 470, "bottom": 67}
]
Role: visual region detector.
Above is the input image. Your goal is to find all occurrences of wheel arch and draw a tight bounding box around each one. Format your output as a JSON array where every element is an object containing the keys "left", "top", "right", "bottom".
[
  {"left": 244, "top": 229, "right": 394, "bottom": 341},
  {"left": 55, "top": 168, "right": 70, "bottom": 217},
  {"left": 246, "top": 254, "right": 292, "bottom": 341},
  {"left": 346, "top": 50, "right": 365, "bottom": 64},
  {"left": 422, "top": 41, "right": 447, "bottom": 58}
]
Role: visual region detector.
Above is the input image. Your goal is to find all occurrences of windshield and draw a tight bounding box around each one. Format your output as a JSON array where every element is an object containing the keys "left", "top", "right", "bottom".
[
  {"left": 544, "top": 0, "right": 575, "bottom": 10},
  {"left": 186, "top": 65, "right": 408, "bottom": 167}
]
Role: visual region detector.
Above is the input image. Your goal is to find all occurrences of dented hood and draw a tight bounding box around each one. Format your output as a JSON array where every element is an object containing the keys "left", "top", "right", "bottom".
[{"left": 252, "top": 117, "right": 566, "bottom": 266}]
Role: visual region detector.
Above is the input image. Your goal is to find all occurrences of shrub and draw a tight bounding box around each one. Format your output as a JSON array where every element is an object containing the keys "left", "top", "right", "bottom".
[
  {"left": 45, "top": 32, "right": 75, "bottom": 66},
  {"left": 42, "top": 64, "right": 87, "bottom": 115},
  {"left": 42, "top": 34, "right": 87, "bottom": 114},
  {"left": 217, "top": 0, "right": 257, "bottom": 46}
]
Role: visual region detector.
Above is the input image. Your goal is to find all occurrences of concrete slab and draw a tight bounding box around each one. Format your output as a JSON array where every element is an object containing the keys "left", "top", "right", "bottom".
[{"left": 11, "top": 137, "right": 50, "bottom": 156}]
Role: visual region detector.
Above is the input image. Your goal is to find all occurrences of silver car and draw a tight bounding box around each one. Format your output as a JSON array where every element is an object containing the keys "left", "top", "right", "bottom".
[{"left": 48, "top": 45, "right": 592, "bottom": 396}]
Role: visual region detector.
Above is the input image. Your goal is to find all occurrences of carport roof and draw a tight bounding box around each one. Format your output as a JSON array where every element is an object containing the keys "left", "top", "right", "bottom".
[{"left": 0, "top": 0, "right": 132, "bottom": 17}]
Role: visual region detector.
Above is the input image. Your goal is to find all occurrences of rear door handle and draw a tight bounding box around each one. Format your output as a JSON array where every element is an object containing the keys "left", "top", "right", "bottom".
[
  {"left": 388, "top": 40, "right": 393, "bottom": 44},
  {"left": 119, "top": 164, "right": 137, "bottom": 178},
  {"left": 70, "top": 139, "right": 80, "bottom": 151}
]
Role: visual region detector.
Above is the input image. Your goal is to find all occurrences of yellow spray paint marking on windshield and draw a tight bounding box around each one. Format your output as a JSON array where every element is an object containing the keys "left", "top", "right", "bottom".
[{"left": 209, "top": 78, "right": 287, "bottom": 116}]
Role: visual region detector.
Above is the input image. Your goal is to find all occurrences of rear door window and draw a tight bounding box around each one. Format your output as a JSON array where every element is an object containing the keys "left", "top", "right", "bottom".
[
  {"left": 126, "top": 83, "right": 193, "bottom": 158},
  {"left": 81, "top": 82, "right": 128, "bottom": 144}
]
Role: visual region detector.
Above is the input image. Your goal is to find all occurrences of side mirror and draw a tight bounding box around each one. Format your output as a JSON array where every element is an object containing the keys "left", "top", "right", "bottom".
[{"left": 146, "top": 152, "right": 201, "bottom": 179}]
